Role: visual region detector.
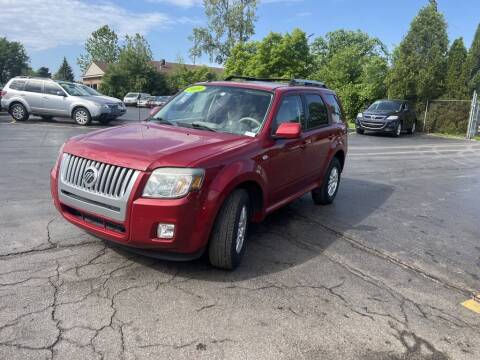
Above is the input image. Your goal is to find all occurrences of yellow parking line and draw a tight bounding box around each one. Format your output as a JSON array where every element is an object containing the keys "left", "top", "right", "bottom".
[{"left": 461, "top": 294, "right": 480, "bottom": 314}]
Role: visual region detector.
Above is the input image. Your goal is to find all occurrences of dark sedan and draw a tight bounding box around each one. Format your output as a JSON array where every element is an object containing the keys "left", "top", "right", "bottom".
[{"left": 355, "top": 100, "right": 417, "bottom": 137}]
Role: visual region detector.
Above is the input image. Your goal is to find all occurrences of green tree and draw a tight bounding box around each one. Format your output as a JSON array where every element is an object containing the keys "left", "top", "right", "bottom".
[
  {"left": 444, "top": 38, "right": 469, "bottom": 99},
  {"left": 36, "top": 67, "right": 51, "bottom": 78},
  {"left": 225, "top": 28, "right": 311, "bottom": 79},
  {"left": 387, "top": 3, "right": 448, "bottom": 104},
  {"left": 168, "top": 59, "right": 219, "bottom": 92},
  {"left": 189, "top": 0, "right": 257, "bottom": 65},
  {"left": 100, "top": 34, "right": 167, "bottom": 98},
  {"left": 467, "top": 24, "right": 480, "bottom": 94},
  {"left": 311, "top": 30, "right": 389, "bottom": 119},
  {"left": 77, "top": 25, "right": 120, "bottom": 74},
  {"left": 0, "top": 37, "right": 30, "bottom": 85},
  {"left": 54, "top": 57, "right": 75, "bottom": 82}
]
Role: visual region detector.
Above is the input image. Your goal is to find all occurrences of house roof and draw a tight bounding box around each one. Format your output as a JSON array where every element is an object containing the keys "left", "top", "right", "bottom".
[
  {"left": 151, "top": 60, "right": 224, "bottom": 75},
  {"left": 83, "top": 60, "right": 223, "bottom": 79}
]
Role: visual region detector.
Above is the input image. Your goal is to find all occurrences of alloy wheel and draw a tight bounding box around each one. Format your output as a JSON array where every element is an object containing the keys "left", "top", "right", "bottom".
[
  {"left": 75, "top": 110, "right": 88, "bottom": 125},
  {"left": 327, "top": 167, "right": 339, "bottom": 197},
  {"left": 12, "top": 105, "right": 24, "bottom": 120}
]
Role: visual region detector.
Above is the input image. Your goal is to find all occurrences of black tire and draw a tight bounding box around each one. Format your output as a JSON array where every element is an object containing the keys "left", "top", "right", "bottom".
[
  {"left": 312, "top": 157, "right": 342, "bottom": 205},
  {"left": 41, "top": 115, "right": 53, "bottom": 121},
  {"left": 98, "top": 117, "right": 111, "bottom": 125},
  {"left": 72, "top": 107, "right": 91, "bottom": 126},
  {"left": 209, "top": 189, "right": 250, "bottom": 270},
  {"left": 407, "top": 120, "right": 416, "bottom": 134},
  {"left": 392, "top": 122, "right": 402, "bottom": 137},
  {"left": 10, "top": 103, "right": 29, "bottom": 121},
  {"left": 356, "top": 128, "right": 364, "bottom": 134}
]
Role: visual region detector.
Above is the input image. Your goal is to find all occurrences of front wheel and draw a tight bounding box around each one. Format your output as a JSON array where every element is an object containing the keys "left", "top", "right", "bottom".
[
  {"left": 356, "top": 128, "right": 364, "bottom": 134},
  {"left": 10, "top": 103, "right": 29, "bottom": 121},
  {"left": 98, "top": 117, "right": 111, "bottom": 125},
  {"left": 312, "top": 157, "right": 342, "bottom": 205},
  {"left": 393, "top": 122, "right": 402, "bottom": 137},
  {"left": 73, "top": 107, "right": 91, "bottom": 126},
  {"left": 209, "top": 189, "right": 250, "bottom": 270}
]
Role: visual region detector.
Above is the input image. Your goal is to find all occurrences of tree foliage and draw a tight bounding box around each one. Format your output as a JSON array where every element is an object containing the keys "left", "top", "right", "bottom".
[
  {"left": 189, "top": 0, "right": 257, "bottom": 64},
  {"left": 387, "top": 3, "right": 448, "bottom": 104},
  {"left": 77, "top": 25, "right": 120, "bottom": 74},
  {"left": 100, "top": 34, "right": 167, "bottom": 98},
  {"left": 36, "top": 67, "right": 51, "bottom": 78},
  {"left": 311, "top": 30, "right": 388, "bottom": 119},
  {"left": 444, "top": 38, "right": 469, "bottom": 99},
  {"left": 467, "top": 24, "right": 480, "bottom": 94},
  {"left": 0, "top": 37, "right": 30, "bottom": 85},
  {"left": 225, "top": 28, "right": 311, "bottom": 78},
  {"left": 54, "top": 57, "right": 75, "bottom": 82}
]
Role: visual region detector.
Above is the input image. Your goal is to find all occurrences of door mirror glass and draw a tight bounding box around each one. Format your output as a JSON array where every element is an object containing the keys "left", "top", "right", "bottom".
[
  {"left": 275, "top": 122, "right": 301, "bottom": 139},
  {"left": 56, "top": 91, "right": 65, "bottom": 97}
]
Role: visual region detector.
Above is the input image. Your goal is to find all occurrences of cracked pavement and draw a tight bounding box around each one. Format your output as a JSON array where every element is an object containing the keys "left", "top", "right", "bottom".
[{"left": 0, "top": 119, "right": 479, "bottom": 359}]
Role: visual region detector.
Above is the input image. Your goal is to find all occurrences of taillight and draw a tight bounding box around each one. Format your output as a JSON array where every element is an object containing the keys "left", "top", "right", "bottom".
[{"left": 0, "top": 90, "right": 6, "bottom": 97}]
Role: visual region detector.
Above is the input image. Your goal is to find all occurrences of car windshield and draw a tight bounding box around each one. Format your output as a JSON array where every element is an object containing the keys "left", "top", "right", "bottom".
[
  {"left": 58, "top": 82, "right": 91, "bottom": 96},
  {"left": 367, "top": 100, "right": 402, "bottom": 112},
  {"left": 126, "top": 93, "right": 138, "bottom": 98},
  {"left": 81, "top": 85, "right": 102, "bottom": 96},
  {"left": 150, "top": 85, "right": 273, "bottom": 136}
]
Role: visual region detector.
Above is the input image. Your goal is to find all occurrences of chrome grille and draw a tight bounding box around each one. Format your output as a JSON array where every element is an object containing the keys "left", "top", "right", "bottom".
[
  {"left": 360, "top": 121, "right": 386, "bottom": 130},
  {"left": 61, "top": 153, "right": 137, "bottom": 198}
]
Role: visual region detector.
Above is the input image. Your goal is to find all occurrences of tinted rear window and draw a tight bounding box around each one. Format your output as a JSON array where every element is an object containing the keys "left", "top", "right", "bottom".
[
  {"left": 9, "top": 80, "right": 26, "bottom": 90},
  {"left": 324, "top": 94, "right": 345, "bottom": 124},
  {"left": 25, "top": 81, "right": 43, "bottom": 93}
]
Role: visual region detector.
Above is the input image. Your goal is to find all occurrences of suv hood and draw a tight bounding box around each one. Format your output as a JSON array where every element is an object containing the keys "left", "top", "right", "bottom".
[
  {"left": 363, "top": 109, "right": 400, "bottom": 119},
  {"left": 64, "top": 123, "right": 252, "bottom": 171},
  {"left": 94, "top": 95, "right": 123, "bottom": 103}
]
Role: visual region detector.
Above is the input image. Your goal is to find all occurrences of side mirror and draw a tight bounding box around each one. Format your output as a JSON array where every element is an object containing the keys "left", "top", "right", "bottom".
[
  {"left": 149, "top": 106, "right": 161, "bottom": 117},
  {"left": 274, "top": 122, "right": 301, "bottom": 139},
  {"left": 57, "top": 91, "right": 65, "bottom": 97}
]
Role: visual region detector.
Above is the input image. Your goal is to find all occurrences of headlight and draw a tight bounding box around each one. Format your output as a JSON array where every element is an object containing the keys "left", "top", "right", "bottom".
[
  {"left": 143, "top": 168, "right": 205, "bottom": 199},
  {"left": 386, "top": 115, "right": 399, "bottom": 120},
  {"left": 357, "top": 113, "right": 363, "bottom": 118}
]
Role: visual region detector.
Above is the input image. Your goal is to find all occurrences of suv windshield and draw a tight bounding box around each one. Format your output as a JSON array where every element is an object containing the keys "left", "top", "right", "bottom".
[
  {"left": 367, "top": 100, "right": 402, "bottom": 112},
  {"left": 151, "top": 85, "right": 273, "bottom": 136},
  {"left": 58, "top": 82, "right": 91, "bottom": 96}
]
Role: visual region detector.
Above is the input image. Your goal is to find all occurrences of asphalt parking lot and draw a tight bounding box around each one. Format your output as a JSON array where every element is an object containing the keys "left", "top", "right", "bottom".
[{"left": 0, "top": 114, "right": 479, "bottom": 359}]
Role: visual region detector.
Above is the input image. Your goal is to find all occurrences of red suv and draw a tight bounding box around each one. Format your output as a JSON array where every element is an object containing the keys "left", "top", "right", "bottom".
[{"left": 50, "top": 77, "right": 348, "bottom": 269}]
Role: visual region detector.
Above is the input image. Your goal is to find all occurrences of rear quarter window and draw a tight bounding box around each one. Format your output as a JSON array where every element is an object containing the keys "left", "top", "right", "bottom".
[
  {"left": 324, "top": 93, "right": 345, "bottom": 124},
  {"left": 9, "top": 80, "right": 26, "bottom": 91},
  {"left": 305, "top": 94, "right": 329, "bottom": 129}
]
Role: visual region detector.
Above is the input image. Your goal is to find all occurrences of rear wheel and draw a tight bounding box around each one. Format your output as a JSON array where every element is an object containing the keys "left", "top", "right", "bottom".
[
  {"left": 209, "top": 189, "right": 250, "bottom": 270},
  {"left": 73, "top": 107, "right": 91, "bottom": 126},
  {"left": 10, "top": 103, "right": 29, "bottom": 121},
  {"left": 312, "top": 157, "right": 342, "bottom": 205},
  {"left": 407, "top": 121, "right": 416, "bottom": 135}
]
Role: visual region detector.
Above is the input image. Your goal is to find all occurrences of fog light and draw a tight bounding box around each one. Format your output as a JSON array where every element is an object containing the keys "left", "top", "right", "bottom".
[{"left": 157, "top": 223, "right": 175, "bottom": 239}]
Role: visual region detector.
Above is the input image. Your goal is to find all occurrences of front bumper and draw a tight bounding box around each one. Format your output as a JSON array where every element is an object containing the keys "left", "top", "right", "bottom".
[
  {"left": 50, "top": 165, "right": 213, "bottom": 257},
  {"left": 356, "top": 118, "right": 398, "bottom": 132}
]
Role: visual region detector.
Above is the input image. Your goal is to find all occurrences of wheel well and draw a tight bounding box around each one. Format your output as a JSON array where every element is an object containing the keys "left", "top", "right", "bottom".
[
  {"left": 71, "top": 106, "right": 89, "bottom": 117},
  {"left": 236, "top": 181, "right": 263, "bottom": 220},
  {"left": 9, "top": 101, "right": 25, "bottom": 112},
  {"left": 334, "top": 150, "right": 345, "bottom": 171}
]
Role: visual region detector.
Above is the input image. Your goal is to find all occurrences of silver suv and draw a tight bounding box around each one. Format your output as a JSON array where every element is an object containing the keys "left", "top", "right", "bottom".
[{"left": 0, "top": 77, "right": 126, "bottom": 125}]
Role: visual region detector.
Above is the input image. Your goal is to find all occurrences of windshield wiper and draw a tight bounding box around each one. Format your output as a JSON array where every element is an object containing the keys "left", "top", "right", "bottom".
[
  {"left": 150, "top": 117, "right": 175, "bottom": 126},
  {"left": 190, "top": 122, "right": 218, "bottom": 132}
]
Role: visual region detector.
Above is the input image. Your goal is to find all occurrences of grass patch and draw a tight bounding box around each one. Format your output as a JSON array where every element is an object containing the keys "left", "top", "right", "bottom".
[{"left": 347, "top": 121, "right": 356, "bottom": 130}]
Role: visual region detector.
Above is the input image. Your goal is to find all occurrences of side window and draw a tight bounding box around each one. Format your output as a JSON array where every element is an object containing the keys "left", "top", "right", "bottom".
[
  {"left": 24, "top": 81, "right": 43, "bottom": 93},
  {"left": 9, "top": 80, "right": 26, "bottom": 90},
  {"left": 305, "top": 94, "right": 328, "bottom": 128},
  {"left": 273, "top": 95, "right": 303, "bottom": 131},
  {"left": 44, "top": 84, "right": 64, "bottom": 96},
  {"left": 324, "top": 94, "right": 345, "bottom": 124}
]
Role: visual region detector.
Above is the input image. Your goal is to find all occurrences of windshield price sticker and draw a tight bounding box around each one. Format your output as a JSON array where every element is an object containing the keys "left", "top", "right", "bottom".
[{"left": 185, "top": 85, "right": 206, "bottom": 94}]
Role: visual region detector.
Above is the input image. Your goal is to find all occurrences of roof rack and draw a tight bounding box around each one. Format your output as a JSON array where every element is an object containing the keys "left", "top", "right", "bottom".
[{"left": 223, "top": 75, "right": 327, "bottom": 89}]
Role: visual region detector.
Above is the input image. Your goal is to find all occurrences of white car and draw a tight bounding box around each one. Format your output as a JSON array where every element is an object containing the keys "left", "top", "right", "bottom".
[{"left": 123, "top": 92, "right": 150, "bottom": 106}]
